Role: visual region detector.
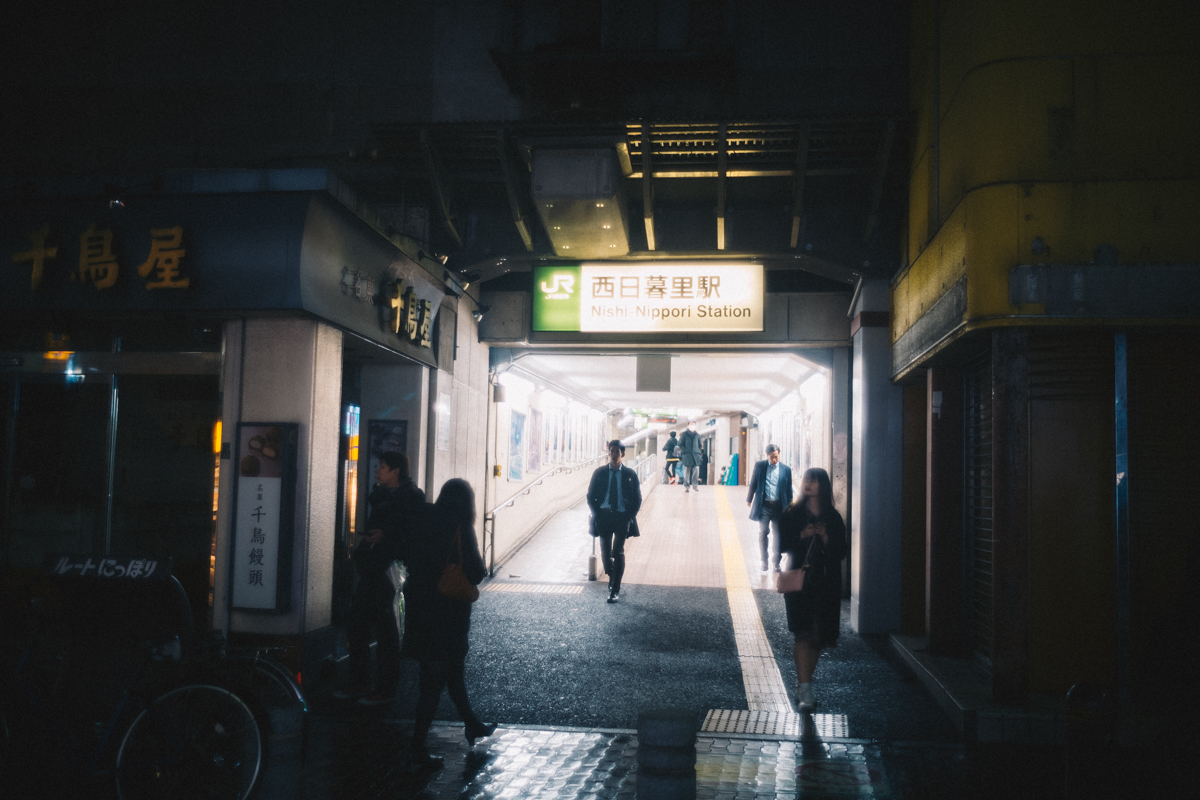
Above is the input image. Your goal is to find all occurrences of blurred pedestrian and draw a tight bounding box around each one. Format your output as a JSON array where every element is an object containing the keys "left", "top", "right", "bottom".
[
  {"left": 778, "top": 467, "right": 846, "bottom": 711},
  {"left": 335, "top": 451, "right": 424, "bottom": 705},
  {"left": 662, "top": 431, "right": 680, "bottom": 483},
  {"left": 587, "top": 439, "right": 643, "bottom": 603},
  {"left": 678, "top": 421, "right": 702, "bottom": 492},
  {"left": 402, "top": 478, "right": 494, "bottom": 769}
]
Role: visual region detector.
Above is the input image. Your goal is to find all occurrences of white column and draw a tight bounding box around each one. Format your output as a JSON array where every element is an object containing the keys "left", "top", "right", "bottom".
[
  {"left": 214, "top": 318, "right": 342, "bottom": 636},
  {"left": 850, "top": 280, "right": 903, "bottom": 634}
]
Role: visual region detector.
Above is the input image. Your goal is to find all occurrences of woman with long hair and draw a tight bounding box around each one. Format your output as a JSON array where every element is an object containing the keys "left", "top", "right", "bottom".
[
  {"left": 778, "top": 467, "right": 847, "bottom": 711},
  {"left": 401, "top": 478, "right": 494, "bottom": 768}
]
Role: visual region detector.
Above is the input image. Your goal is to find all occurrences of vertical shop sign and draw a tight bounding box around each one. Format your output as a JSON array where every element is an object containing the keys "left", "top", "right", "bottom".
[{"left": 231, "top": 424, "right": 297, "bottom": 612}]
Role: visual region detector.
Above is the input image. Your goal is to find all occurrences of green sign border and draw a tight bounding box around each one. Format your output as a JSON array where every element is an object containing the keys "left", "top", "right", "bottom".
[{"left": 531, "top": 264, "right": 582, "bottom": 331}]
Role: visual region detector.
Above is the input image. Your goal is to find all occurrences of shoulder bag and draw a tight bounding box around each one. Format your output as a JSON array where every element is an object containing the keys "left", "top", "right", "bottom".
[
  {"left": 775, "top": 534, "right": 818, "bottom": 594},
  {"left": 437, "top": 526, "right": 480, "bottom": 603}
]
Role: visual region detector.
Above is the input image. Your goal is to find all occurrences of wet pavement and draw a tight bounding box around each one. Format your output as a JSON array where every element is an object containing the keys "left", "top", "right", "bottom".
[{"left": 300, "top": 486, "right": 1074, "bottom": 798}]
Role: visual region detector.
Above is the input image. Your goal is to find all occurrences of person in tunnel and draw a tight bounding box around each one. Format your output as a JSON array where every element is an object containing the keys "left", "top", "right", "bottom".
[
  {"left": 587, "top": 439, "right": 643, "bottom": 603},
  {"left": 778, "top": 467, "right": 846, "bottom": 712},
  {"left": 402, "top": 478, "right": 494, "bottom": 769},
  {"left": 747, "top": 444, "right": 793, "bottom": 571},
  {"left": 679, "top": 420, "right": 702, "bottom": 492},
  {"left": 662, "top": 430, "right": 680, "bottom": 483}
]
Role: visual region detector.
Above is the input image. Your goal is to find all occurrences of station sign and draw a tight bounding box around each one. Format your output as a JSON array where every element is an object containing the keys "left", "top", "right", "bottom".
[{"left": 532, "top": 263, "right": 764, "bottom": 333}]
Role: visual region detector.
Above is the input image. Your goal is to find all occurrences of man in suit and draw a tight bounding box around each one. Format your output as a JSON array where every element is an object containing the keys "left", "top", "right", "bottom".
[
  {"left": 678, "top": 421, "right": 702, "bottom": 492},
  {"left": 746, "top": 444, "right": 793, "bottom": 572},
  {"left": 587, "top": 439, "right": 643, "bottom": 603}
]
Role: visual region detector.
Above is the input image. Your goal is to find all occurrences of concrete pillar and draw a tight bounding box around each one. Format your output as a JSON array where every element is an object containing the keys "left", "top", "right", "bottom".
[
  {"left": 850, "top": 280, "right": 903, "bottom": 634},
  {"left": 214, "top": 318, "right": 342, "bottom": 637},
  {"left": 926, "top": 366, "right": 964, "bottom": 654},
  {"left": 830, "top": 347, "right": 852, "bottom": 597},
  {"left": 713, "top": 415, "right": 732, "bottom": 483},
  {"left": 830, "top": 347, "right": 851, "bottom": 522}
]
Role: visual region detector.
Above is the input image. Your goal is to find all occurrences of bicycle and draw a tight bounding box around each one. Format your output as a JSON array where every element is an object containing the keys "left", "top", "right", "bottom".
[{"left": 0, "top": 555, "right": 291, "bottom": 799}]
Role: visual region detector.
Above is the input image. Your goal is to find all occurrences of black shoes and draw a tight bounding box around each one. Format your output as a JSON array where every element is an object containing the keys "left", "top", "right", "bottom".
[
  {"left": 607, "top": 590, "right": 620, "bottom": 603},
  {"left": 465, "top": 720, "right": 497, "bottom": 746}
]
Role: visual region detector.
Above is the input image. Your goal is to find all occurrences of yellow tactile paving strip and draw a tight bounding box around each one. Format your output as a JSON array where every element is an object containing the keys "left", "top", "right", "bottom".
[
  {"left": 713, "top": 486, "right": 793, "bottom": 714},
  {"left": 702, "top": 709, "right": 850, "bottom": 739}
]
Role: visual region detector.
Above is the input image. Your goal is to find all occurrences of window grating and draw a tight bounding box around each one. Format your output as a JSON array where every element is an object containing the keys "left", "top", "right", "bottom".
[{"left": 965, "top": 355, "right": 993, "bottom": 671}]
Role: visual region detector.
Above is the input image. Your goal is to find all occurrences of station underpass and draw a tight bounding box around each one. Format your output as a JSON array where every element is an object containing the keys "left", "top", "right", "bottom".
[
  {"left": 299, "top": 350, "right": 1071, "bottom": 798},
  {"left": 300, "top": 483, "right": 1072, "bottom": 799}
]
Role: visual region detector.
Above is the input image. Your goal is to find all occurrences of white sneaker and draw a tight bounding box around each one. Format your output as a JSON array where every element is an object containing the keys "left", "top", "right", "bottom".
[{"left": 797, "top": 684, "right": 817, "bottom": 711}]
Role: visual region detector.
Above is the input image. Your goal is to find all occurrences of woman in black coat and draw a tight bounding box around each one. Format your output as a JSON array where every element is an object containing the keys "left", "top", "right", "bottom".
[
  {"left": 778, "top": 467, "right": 846, "bottom": 712},
  {"left": 402, "top": 478, "right": 494, "bottom": 768}
]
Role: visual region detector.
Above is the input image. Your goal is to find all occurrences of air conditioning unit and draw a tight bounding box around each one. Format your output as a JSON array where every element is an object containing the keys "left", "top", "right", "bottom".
[{"left": 531, "top": 148, "right": 630, "bottom": 258}]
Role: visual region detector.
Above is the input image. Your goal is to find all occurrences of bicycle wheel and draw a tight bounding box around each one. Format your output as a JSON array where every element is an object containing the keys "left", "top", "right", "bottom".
[
  {"left": 115, "top": 684, "right": 262, "bottom": 800},
  {"left": 220, "top": 654, "right": 307, "bottom": 714}
]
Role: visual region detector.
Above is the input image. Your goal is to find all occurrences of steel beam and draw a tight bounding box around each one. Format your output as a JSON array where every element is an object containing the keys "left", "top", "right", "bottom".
[
  {"left": 642, "top": 123, "right": 656, "bottom": 251},
  {"left": 789, "top": 124, "right": 810, "bottom": 249},
  {"left": 864, "top": 119, "right": 897, "bottom": 243},
  {"left": 497, "top": 129, "right": 534, "bottom": 251},
  {"left": 717, "top": 122, "right": 728, "bottom": 250},
  {"left": 420, "top": 128, "right": 464, "bottom": 249}
]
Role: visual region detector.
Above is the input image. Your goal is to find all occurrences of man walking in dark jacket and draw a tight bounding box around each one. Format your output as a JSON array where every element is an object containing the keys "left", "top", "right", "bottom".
[
  {"left": 746, "top": 444, "right": 793, "bottom": 572},
  {"left": 587, "top": 440, "right": 643, "bottom": 603},
  {"left": 336, "top": 451, "right": 425, "bottom": 705},
  {"left": 678, "top": 421, "right": 702, "bottom": 492}
]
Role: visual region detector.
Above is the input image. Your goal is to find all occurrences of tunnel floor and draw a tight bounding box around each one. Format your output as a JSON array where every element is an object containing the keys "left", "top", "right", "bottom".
[{"left": 290, "top": 485, "right": 1085, "bottom": 798}]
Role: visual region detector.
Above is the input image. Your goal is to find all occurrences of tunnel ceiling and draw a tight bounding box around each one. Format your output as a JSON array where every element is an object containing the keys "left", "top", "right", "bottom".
[
  {"left": 505, "top": 352, "right": 818, "bottom": 416},
  {"left": 367, "top": 116, "right": 907, "bottom": 281}
]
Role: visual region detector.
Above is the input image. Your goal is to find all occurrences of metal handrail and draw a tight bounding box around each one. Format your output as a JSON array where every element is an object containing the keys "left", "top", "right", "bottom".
[
  {"left": 482, "top": 450, "right": 658, "bottom": 576},
  {"left": 632, "top": 453, "right": 658, "bottom": 484},
  {"left": 486, "top": 453, "right": 608, "bottom": 518},
  {"left": 482, "top": 453, "right": 607, "bottom": 576}
]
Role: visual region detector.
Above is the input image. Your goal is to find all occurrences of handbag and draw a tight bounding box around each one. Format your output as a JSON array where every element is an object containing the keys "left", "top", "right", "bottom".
[
  {"left": 775, "top": 535, "right": 818, "bottom": 594},
  {"left": 437, "top": 526, "right": 480, "bottom": 603}
]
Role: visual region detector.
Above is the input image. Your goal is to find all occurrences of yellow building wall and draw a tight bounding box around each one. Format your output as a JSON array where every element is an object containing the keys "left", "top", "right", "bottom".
[
  {"left": 897, "top": 0, "right": 1200, "bottom": 355},
  {"left": 899, "top": 0, "right": 1200, "bottom": 695}
]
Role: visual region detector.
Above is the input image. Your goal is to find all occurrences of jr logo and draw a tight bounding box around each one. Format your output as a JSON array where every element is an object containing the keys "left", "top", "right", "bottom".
[{"left": 540, "top": 274, "right": 575, "bottom": 298}]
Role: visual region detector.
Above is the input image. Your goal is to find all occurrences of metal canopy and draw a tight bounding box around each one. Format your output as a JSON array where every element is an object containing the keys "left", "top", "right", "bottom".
[{"left": 372, "top": 117, "right": 897, "bottom": 182}]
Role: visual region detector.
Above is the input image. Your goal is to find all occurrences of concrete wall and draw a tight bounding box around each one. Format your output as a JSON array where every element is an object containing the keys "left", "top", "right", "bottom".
[
  {"left": 425, "top": 298, "right": 491, "bottom": 522},
  {"left": 485, "top": 372, "right": 608, "bottom": 566}
]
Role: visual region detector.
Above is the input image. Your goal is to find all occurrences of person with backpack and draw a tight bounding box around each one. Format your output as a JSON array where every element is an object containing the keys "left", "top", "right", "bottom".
[{"left": 662, "top": 431, "right": 680, "bottom": 483}]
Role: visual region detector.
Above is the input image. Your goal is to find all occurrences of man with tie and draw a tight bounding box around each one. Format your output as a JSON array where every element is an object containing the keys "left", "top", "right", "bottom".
[
  {"left": 587, "top": 439, "right": 643, "bottom": 603},
  {"left": 746, "top": 444, "right": 793, "bottom": 572}
]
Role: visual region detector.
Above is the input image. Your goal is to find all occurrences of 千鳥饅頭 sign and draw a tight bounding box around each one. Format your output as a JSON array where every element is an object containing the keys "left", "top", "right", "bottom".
[
  {"left": 231, "top": 423, "right": 297, "bottom": 612},
  {"left": 532, "top": 263, "right": 763, "bottom": 333}
]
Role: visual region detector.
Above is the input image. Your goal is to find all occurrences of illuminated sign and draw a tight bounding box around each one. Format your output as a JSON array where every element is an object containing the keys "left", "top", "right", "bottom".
[
  {"left": 232, "top": 423, "right": 298, "bottom": 612},
  {"left": 11, "top": 223, "right": 192, "bottom": 291},
  {"left": 532, "top": 263, "right": 764, "bottom": 332}
]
